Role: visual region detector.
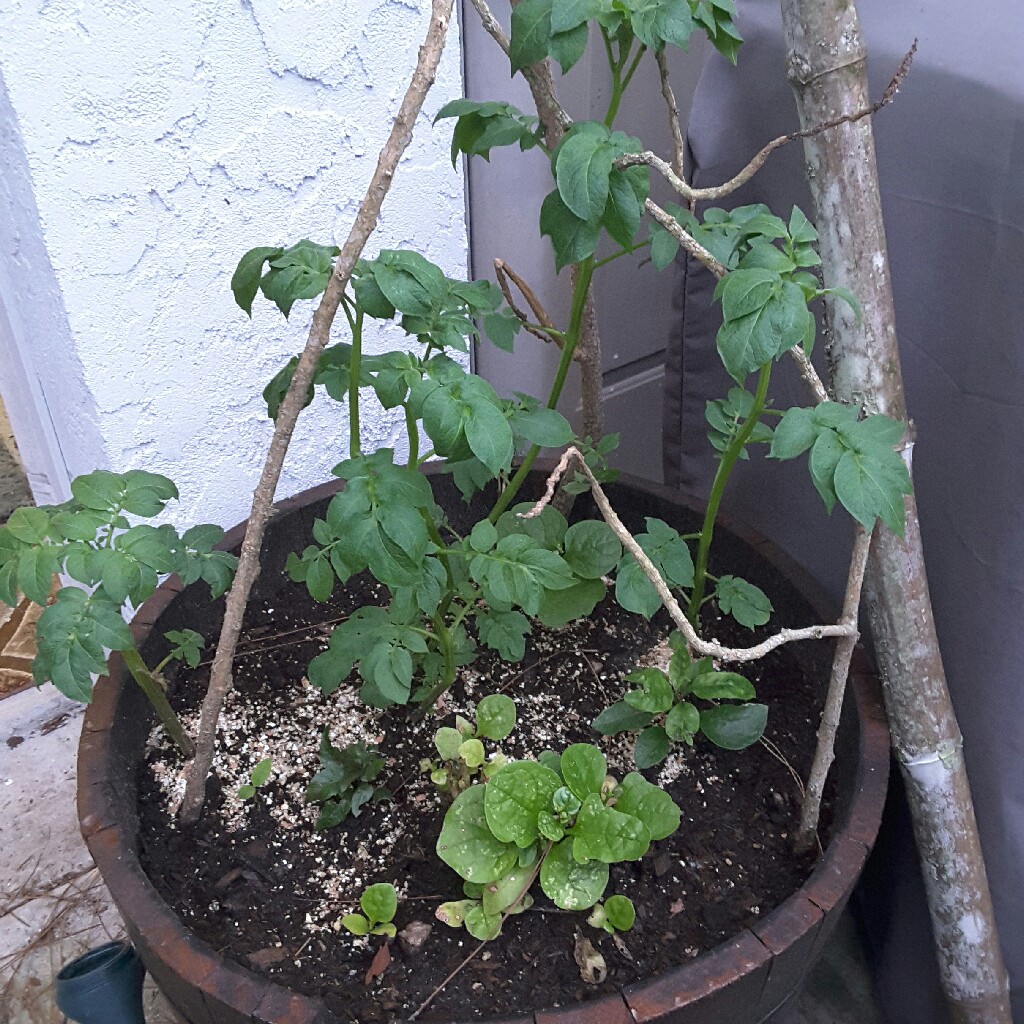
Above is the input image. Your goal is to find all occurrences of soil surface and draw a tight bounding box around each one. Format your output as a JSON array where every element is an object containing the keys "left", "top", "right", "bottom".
[{"left": 137, "top": 522, "right": 836, "bottom": 1022}]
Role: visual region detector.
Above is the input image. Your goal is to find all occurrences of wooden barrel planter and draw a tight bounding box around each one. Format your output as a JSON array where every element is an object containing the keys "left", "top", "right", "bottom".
[{"left": 77, "top": 469, "right": 889, "bottom": 1024}]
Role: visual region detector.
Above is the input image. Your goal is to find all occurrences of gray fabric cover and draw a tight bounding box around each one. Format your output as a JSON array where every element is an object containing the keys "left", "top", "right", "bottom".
[{"left": 662, "top": 2, "right": 1024, "bottom": 1021}]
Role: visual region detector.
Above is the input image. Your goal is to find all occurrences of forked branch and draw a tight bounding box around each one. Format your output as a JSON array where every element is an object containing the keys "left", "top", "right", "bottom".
[
  {"left": 494, "top": 258, "right": 568, "bottom": 348},
  {"left": 522, "top": 448, "right": 857, "bottom": 664},
  {"left": 618, "top": 43, "right": 916, "bottom": 204},
  {"left": 795, "top": 522, "right": 872, "bottom": 851},
  {"left": 178, "top": 0, "right": 456, "bottom": 825}
]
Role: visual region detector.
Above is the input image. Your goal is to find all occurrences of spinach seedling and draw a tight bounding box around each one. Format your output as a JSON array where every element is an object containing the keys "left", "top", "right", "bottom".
[
  {"left": 237, "top": 758, "right": 273, "bottom": 800},
  {"left": 435, "top": 743, "right": 680, "bottom": 941},
  {"left": 587, "top": 895, "right": 636, "bottom": 935},
  {"left": 305, "top": 732, "right": 389, "bottom": 831},
  {"left": 341, "top": 883, "right": 398, "bottom": 938},
  {"left": 421, "top": 694, "right": 516, "bottom": 798},
  {"left": 592, "top": 633, "right": 768, "bottom": 769}
]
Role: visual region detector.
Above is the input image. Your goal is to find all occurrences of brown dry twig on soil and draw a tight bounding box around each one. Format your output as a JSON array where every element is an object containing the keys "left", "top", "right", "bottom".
[{"left": 179, "top": 0, "right": 457, "bottom": 825}]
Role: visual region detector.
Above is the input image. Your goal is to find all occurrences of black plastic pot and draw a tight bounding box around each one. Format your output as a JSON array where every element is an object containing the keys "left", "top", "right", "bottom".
[{"left": 54, "top": 940, "right": 146, "bottom": 1024}]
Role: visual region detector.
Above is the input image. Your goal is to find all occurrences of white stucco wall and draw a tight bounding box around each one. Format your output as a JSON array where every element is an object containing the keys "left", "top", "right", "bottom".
[{"left": 0, "top": 0, "right": 468, "bottom": 528}]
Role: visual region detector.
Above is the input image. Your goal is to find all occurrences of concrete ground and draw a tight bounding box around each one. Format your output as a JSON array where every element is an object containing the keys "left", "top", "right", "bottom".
[{"left": 0, "top": 682, "right": 883, "bottom": 1024}]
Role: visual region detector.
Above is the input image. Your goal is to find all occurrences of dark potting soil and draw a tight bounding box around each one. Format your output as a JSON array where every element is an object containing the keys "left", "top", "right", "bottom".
[{"left": 137, "top": 542, "right": 838, "bottom": 1022}]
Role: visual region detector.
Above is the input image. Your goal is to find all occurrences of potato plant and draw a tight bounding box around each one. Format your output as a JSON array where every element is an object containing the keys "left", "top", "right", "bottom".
[{"left": 0, "top": 470, "right": 236, "bottom": 756}]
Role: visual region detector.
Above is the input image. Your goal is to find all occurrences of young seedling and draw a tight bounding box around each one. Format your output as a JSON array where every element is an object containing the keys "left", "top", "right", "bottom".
[
  {"left": 0, "top": 471, "right": 236, "bottom": 757},
  {"left": 421, "top": 694, "right": 516, "bottom": 798},
  {"left": 341, "top": 883, "right": 399, "bottom": 938},
  {"left": 592, "top": 632, "right": 767, "bottom": 768},
  {"left": 237, "top": 758, "right": 273, "bottom": 800},
  {"left": 587, "top": 895, "right": 636, "bottom": 935},
  {"left": 435, "top": 743, "right": 680, "bottom": 942},
  {"left": 305, "top": 732, "right": 389, "bottom": 831}
]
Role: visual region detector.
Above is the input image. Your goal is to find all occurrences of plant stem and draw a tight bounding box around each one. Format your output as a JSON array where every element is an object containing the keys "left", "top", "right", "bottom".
[
  {"left": 349, "top": 307, "right": 364, "bottom": 457},
  {"left": 488, "top": 257, "right": 596, "bottom": 521},
  {"left": 406, "top": 407, "right": 419, "bottom": 468},
  {"left": 416, "top": 614, "right": 456, "bottom": 713},
  {"left": 687, "top": 363, "right": 771, "bottom": 622},
  {"left": 122, "top": 647, "right": 195, "bottom": 758}
]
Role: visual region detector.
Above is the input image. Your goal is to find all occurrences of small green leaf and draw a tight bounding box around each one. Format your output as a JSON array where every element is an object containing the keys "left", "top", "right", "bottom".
[
  {"left": 509, "top": 0, "right": 553, "bottom": 72},
  {"left": 5, "top": 507, "right": 50, "bottom": 545},
  {"left": 572, "top": 792, "right": 650, "bottom": 863},
  {"left": 699, "top": 704, "right": 768, "bottom": 750},
  {"left": 231, "top": 246, "right": 282, "bottom": 316},
  {"left": 715, "top": 575, "right": 773, "bottom": 628},
  {"left": 555, "top": 123, "right": 615, "bottom": 223},
  {"left": 540, "top": 189, "right": 601, "bottom": 271},
  {"left": 481, "top": 863, "right": 535, "bottom": 916},
  {"left": 563, "top": 521, "right": 621, "bottom": 579},
  {"left": 536, "top": 577, "right": 605, "bottom": 628},
  {"left": 460, "top": 738, "right": 486, "bottom": 768},
  {"left": 237, "top": 784, "right": 256, "bottom": 800},
  {"left": 604, "top": 894, "right": 636, "bottom": 931},
  {"left": 250, "top": 758, "right": 273, "bottom": 787},
  {"left": 540, "top": 837, "right": 609, "bottom": 910},
  {"left": 476, "top": 693, "right": 517, "bottom": 741},
  {"left": 664, "top": 701, "right": 699, "bottom": 743},
  {"left": 624, "top": 667, "right": 674, "bottom": 714},
  {"left": 476, "top": 607, "right": 530, "bottom": 661},
  {"left": 71, "top": 471, "right": 124, "bottom": 513},
  {"left": 634, "top": 726, "right": 671, "bottom": 769},
  {"left": 591, "top": 701, "right": 652, "bottom": 737},
  {"left": 361, "top": 883, "right": 398, "bottom": 925},
  {"left": 436, "top": 899, "right": 474, "bottom": 928},
  {"left": 470, "top": 519, "right": 498, "bottom": 553},
  {"left": 465, "top": 904, "right": 504, "bottom": 940},
  {"left": 560, "top": 744, "right": 607, "bottom": 802},
  {"left": 691, "top": 671, "right": 756, "bottom": 701},
  {"left": 342, "top": 914, "right": 371, "bottom": 936},
  {"left": 611, "top": 772, "right": 681, "bottom": 840},
  {"left": 769, "top": 407, "right": 817, "bottom": 460},
  {"left": 485, "top": 761, "right": 562, "bottom": 848}
]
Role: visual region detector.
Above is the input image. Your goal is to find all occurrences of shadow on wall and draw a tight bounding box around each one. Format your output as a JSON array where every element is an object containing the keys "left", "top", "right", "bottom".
[{"left": 0, "top": 396, "right": 32, "bottom": 521}]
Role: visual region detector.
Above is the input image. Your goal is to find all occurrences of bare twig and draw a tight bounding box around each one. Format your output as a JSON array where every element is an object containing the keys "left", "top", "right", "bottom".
[
  {"left": 789, "top": 344, "right": 830, "bottom": 404},
  {"left": 644, "top": 198, "right": 728, "bottom": 278},
  {"left": 524, "top": 449, "right": 856, "bottom": 663},
  {"left": 409, "top": 938, "right": 488, "bottom": 1020},
  {"left": 410, "top": 844, "right": 551, "bottom": 1019},
  {"left": 794, "top": 523, "right": 872, "bottom": 851},
  {"left": 178, "top": 0, "right": 456, "bottom": 825},
  {"left": 618, "top": 43, "right": 916, "bottom": 204},
  {"left": 655, "top": 49, "right": 686, "bottom": 182},
  {"left": 493, "top": 258, "right": 566, "bottom": 347}
]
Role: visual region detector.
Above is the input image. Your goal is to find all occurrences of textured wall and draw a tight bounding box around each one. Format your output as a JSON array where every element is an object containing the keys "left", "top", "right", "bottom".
[{"left": 0, "top": 0, "right": 468, "bottom": 528}]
